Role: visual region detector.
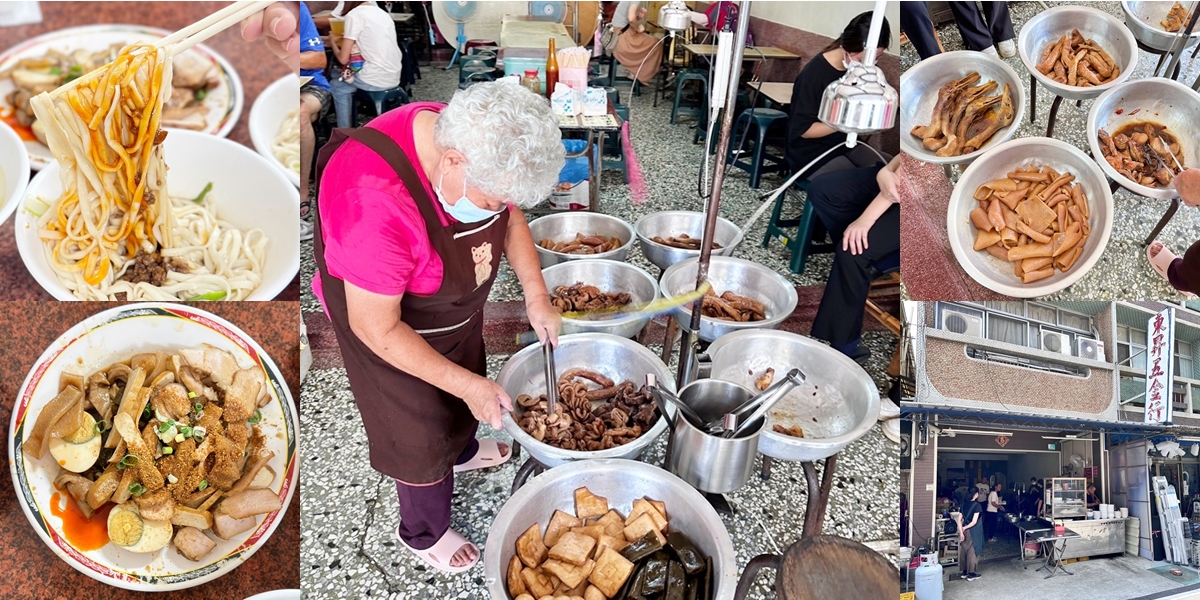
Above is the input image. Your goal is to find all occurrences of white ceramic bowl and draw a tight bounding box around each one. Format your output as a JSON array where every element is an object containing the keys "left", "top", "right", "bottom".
[
  {"left": 9, "top": 303, "right": 298, "bottom": 591},
  {"left": 249, "top": 74, "right": 300, "bottom": 188},
  {"left": 0, "top": 120, "right": 30, "bottom": 226},
  {"left": 946, "top": 136, "right": 1114, "bottom": 298},
  {"left": 15, "top": 129, "right": 300, "bottom": 300}
]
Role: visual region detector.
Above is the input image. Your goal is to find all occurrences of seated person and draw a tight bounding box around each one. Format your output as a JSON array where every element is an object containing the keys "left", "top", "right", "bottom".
[
  {"left": 1147, "top": 168, "right": 1200, "bottom": 297},
  {"left": 809, "top": 155, "right": 900, "bottom": 363},
  {"left": 300, "top": 1, "right": 332, "bottom": 241},
  {"left": 786, "top": 11, "right": 891, "bottom": 180},
  {"left": 612, "top": 1, "right": 664, "bottom": 87},
  {"left": 328, "top": 0, "right": 403, "bottom": 128}
]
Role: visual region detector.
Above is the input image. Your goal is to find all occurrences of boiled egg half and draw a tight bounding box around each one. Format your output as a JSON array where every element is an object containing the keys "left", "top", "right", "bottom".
[
  {"left": 48, "top": 412, "right": 101, "bottom": 473},
  {"left": 108, "top": 501, "right": 173, "bottom": 553}
]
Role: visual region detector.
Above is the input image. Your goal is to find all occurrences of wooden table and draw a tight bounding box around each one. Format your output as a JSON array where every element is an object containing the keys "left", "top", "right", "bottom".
[
  {"left": 748, "top": 81, "right": 794, "bottom": 106},
  {"left": 0, "top": 1, "right": 298, "bottom": 301},
  {"left": 0, "top": 300, "right": 300, "bottom": 599},
  {"left": 683, "top": 44, "right": 801, "bottom": 60},
  {"left": 555, "top": 109, "right": 623, "bottom": 213},
  {"left": 500, "top": 14, "right": 576, "bottom": 50}
]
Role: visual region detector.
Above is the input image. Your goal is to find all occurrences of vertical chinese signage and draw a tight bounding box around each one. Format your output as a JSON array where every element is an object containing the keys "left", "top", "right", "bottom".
[{"left": 1145, "top": 307, "right": 1176, "bottom": 424}]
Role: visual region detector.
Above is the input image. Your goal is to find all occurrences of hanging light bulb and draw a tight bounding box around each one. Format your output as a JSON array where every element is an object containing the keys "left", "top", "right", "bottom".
[{"left": 817, "top": 0, "right": 897, "bottom": 147}]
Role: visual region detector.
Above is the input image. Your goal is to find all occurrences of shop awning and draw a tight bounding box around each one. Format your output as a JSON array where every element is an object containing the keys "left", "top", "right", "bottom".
[{"left": 901, "top": 403, "right": 1169, "bottom": 436}]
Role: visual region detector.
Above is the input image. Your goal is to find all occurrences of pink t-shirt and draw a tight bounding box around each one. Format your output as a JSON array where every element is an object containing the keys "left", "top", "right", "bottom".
[{"left": 313, "top": 102, "right": 451, "bottom": 312}]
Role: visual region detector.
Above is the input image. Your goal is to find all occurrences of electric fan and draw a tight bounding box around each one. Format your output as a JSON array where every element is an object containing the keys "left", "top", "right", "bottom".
[
  {"left": 439, "top": 1, "right": 478, "bottom": 69},
  {"left": 529, "top": 1, "right": 566, "bottom": 22}
]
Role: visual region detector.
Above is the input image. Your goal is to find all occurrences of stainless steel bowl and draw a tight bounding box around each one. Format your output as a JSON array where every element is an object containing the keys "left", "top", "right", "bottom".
[
  {"left": 541, "top": 259, "right": 660, "bottom": 339},
  {"left": 706, "top": 330, "right": 881, "bottom": 463},
  {"left": 1087, "top": 77, "right": 1200, "bottom": 199},
  {"left": 484, "top": 459, "right": 737, "bottom": 600},
  {"left": 1018, "top": 5, "right": 1138, "bottom": 101},
  {"left": 496, "top": 333, "right": 675, "bottom": 467},
  {"left": 946, "top": 136, "right": 1114, "bottom": 298},
  {"left": 1122, "top": 1, "right": 1200, "bottom": 51},
  {"left": 900, "top": 50, "right": 1026, "bottom": 164},
  {"left": 634, "top": 211, "right": 744, "bottom": 272},
  {"left": 529, "top": 212, "right": 635, "bottom": 269},
  {"left": 659, "top": 256, "right": 798, "bottom": 343}
]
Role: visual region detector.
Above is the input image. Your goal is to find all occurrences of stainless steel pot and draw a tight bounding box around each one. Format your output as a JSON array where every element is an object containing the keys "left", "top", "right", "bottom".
[
  {"left": 1017, "top": 5, "right": 1138, "bottom": 101},
  {"left": 634, "top": 211, "right": 744, "bottom": 273},
  {"left": 529, "top": 212, "right": 636, "bottom": 269},
  {"left": 706, "top": 330, "right": 881, "bottom": 462},
  {"left": 1122, "top": 1, "right": 1200, "bottom": 51},
  {"left": 540, "top": 259, "right": 660, "bottom": 338},
  {"left": 496, "top": 333, "right": 675, "bottom": 467},
  {"left": 659, "top": 256, "right": 798, "bottom": 343},
  {"left": 666, "top": 379, "right": 762, "bottom": 494},
  {"left": 483, "top": 459, "right": 738, "bottom": 600}
]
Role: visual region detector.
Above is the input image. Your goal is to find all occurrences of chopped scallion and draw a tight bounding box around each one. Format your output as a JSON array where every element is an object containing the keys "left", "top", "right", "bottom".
[
  {"left": 247, "top": 409, "right": 263, "bottom": 424},
  {"left": 94, "top": 419, "right": 110, "bottom": 434},
  {"left": 198, "top": 480, "right": 209, "bottom": 491},
  {"left": 188, "top": 391, "right": 197, "bottom": 399},
  {"left": 117, "top": 454, "right": 139, "bottom": 470},
  {"left": 191, "top": 182, "right": 213, "bottom": 204},
  {"left": 194, "top": 401, "right": 204, "bottom": 413},
  {"left": 162, "top": 446, "right": 174, "bottom": 455},
  {"left": 158, "top": 420, "right": 175, "bottom": 434},
  {"left": 189, "top": 290, "right": 227, "bottom": 301},
  {"left": 128, "top": 482, "right": 145, "bottom": 496}
]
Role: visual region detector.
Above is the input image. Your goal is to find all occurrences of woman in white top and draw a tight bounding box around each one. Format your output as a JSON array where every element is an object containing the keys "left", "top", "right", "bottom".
[{"left": 329, "top": 0, "right": 404, "bottom": 127}]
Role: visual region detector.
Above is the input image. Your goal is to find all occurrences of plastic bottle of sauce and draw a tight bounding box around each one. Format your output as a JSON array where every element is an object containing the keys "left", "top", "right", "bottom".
[
  {"left": 545, "top": 38, "right": 559, "bottom": 98},
  {"left": 521, "top": 69, "right": 542, "bottom": 95}
]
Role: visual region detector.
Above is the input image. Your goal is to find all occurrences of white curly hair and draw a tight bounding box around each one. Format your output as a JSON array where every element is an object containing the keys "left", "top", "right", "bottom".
[{"left": 434, "top": 81, "right": 565, "bottom": 209}]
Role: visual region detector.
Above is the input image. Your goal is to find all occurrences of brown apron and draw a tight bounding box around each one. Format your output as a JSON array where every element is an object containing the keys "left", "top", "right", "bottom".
[{"left": 313, "top": 126, "right": 509, "bottom": 484}]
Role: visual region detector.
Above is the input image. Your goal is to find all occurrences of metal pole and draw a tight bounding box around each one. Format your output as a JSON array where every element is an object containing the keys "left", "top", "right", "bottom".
[{"left": 676, "top": 1, "right": 752, "bottom": 387}]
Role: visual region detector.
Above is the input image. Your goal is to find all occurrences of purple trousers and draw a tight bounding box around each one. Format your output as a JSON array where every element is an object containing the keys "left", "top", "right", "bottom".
[{"left": 395, "top": 437, "right": 480, "bottom": 550}]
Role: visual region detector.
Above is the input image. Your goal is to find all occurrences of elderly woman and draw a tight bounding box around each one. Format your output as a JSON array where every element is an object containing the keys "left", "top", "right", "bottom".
[
  {"left": 612, "top": 1, "right": 664, "bottom": 87},
  {"left": 1147, "top": 168, "right": 1200, "bottom": 298},
  {"left": 312, "top": 82, "right": 565, "bottom": 573}
]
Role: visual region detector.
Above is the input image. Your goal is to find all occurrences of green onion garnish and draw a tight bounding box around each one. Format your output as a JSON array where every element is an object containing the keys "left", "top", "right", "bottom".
[
  {"left": 162, "top": 446, "right": 174, "bottom": 455},
  {"left": 142, "top": 404, "right": 152, "bottom": 419},
  {"left": 179, "top": 425, "right": 194, "bottom": 438},
  {"left": 189, "top": 290, "right": 227, "bottom": 301},
  {"left": 128, "top": 483, "right": 145, "bottom": 496},
  {"left": 248, "top": 409, "right": 263, "bottom": 424},
  {"left": 194, "top": 401, "right": 204, "bottom": 413},
  {"left": 198, "top": 480, "right": 209, "bottom": 491},
  {"left": 195, "top": 88, "right": 207, "bottom": 101},
  {"left": 94, "top": 419, "right": 110, "bottom": 434},
  {"left": 65, "top": 65, "right": 83, "bottom": 82},
  {"left": 188, "top": 391, "right": 197, "bottom": 399},
  {"left": 158, "top": 420, "right": 175, "bottom": 434},
  {"left": 117, "top": 454, "right": 139, "bottom": 470},
  {"left": 49, "top": 66, "right": 62, "bottom": 75},
  {"left": 191, "top": 182, "right": 213, "bottom": 204}
]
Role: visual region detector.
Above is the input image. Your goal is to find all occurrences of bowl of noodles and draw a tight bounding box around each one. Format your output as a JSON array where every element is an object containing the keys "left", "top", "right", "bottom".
[
  {"left": 249, "top": 74, "right": 299, "bottom": 188},
  {"left": 11, "top": 37, "right": 294, "bottom": 301}
]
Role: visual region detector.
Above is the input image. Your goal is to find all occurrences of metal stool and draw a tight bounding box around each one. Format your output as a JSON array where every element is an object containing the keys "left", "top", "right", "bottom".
[
  {"left": 727, "top": 108, "right": 788, "bottom": 189},
  {"left": 734, "top": 535, "right": 897, "bottom": 600},
  {"left": 762, "top": 180, "right": 835, "bottom": 274},
  {"left": 351, "top": 86, "right": 411, "bottom": 123},
  {"left": 670, "top": 69, "right": 708, "bottom": 124}
]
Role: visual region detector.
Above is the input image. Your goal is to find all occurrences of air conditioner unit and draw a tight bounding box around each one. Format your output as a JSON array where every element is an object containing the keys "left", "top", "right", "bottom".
[
  {"left": 1077, "top": 338, "right": 1104, "bottom": 361},
  {"left": 941, "top": 307, "right": 983, "bottom": 337},
  {"left": 1040, "top": 329, "right": 1072, "bottom": 356}
]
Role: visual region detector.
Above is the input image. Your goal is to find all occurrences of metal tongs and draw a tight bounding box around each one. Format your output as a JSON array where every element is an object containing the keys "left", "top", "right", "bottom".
[
  {"left": 711, "top": 368, "right": 806, "bottom": 438},
  {"left": 542, "top": 337, "right": 558, "bottom": 416},
  {"left": 645, "top": 373, "right": 707, "bottom": 431}
]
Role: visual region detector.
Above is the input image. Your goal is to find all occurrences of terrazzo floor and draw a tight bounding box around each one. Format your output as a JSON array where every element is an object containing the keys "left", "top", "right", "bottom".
[
  {"left": 300, "top": 62, "right": 900, "bottom": 598},
  {"left": 900, "top": 0, "right": 1200, "bottom": 300}
]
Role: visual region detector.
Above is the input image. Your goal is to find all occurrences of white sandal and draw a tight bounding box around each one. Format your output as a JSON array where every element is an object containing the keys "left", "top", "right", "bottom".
[
  {"left": 453, "top": 439, "right": 512, "bottom": 473},
  {"left": 393, "top": 526, "right": 479, "bottom": 574}
]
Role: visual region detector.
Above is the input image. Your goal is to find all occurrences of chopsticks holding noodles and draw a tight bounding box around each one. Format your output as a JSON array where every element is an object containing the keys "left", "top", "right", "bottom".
[{"left": 50, "top": 0, "right": 274, "bottom": 97}]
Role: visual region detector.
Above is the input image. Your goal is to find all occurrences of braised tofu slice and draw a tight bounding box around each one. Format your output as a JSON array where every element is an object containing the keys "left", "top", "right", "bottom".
[
  {"left": 623, "top": 513, "right": 668, "bottom": 545},
  {"left": 589, "top": 546, "right": 635, "bottom": 598},
  {"left": 627, "top": 498, "right": 668, "bottom": 532},
  {"left": 516, "top": 522, "right": 548, "bottom": 568},
  {"left": 542, "top": 557, "right": 596, "bottom": 589},
  {"left": 507, "top": 555, "right": 528, "bottom": 597},
  {"left": 574, "top": 487, "right": 610, "bottom": 519},
  {"left": 594, "top": 534, "right": 629, "bottom": 559},
  {"left": 548, "top": 532, "right": 597, "bottom": 567},
  {"left": 545, "top": 509, "right": 582, "bottom": 547},
  {"left": 595, "top": 510, "right": 626, "bottom": 539},
  {"left": 520, "top": 567, "right": 556, "bottom": 598},
  {"left": 584, "top": 585, "right": 606, "bottom": 600},
  {"left": 571, "top": 524, "right": 605, "bottom": 544}
]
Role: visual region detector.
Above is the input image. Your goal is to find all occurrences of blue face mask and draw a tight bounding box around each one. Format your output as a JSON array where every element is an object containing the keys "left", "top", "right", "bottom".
[{"left": 434, "top": 172, "right": 503, "bottom": 223}]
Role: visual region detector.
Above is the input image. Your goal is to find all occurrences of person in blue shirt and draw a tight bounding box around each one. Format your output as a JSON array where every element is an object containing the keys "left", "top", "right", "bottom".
[{"left": 300, "top": 1, "right": 331, "bottom": 241}]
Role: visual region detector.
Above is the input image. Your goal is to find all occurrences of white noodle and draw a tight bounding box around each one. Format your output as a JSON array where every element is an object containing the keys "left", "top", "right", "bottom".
[{"left": 272, "top": 108, "right": 300, "bottom": 173}]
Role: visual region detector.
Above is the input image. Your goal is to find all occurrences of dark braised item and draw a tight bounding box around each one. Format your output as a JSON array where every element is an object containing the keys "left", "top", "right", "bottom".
[
  {"left": 1035, "top": 29, "right": 1120, "bottom": 87},
  {"left": 666, "top": 532, "right": 705, "bottom": 576},
  {"left": 642, "top": 552, "right": 669, "bottom": 594},
  {"left": 514, "top": 370, "right": 659, "bottom": 451},
  {"left": 550, "top": 282, "right": 632, "bottom": 314},
  {"left": 666, "top": 560, "right": 687, "bottom": 600},
  {"left": 650, "top": 234, "right": 722, "bottom": 250},
  {"left": 774, "top": 423, "right": 805, "bottom": 438},
  {"left": 622, "top": 530, "right": 666, "bottom": 563},
  {"left": 1163, "top": 2, "right": 1189, "bottom": 31},
  {"left": 539, "top": 233, "right": 623, "bottom": 254},
  {"left": 1098, "top": 122, "right": 1184, "bottom": 188},
  {"left": 700, "top": 287, "right": 766, "bottom": 322},
  {"left": 117, "top": 250, "right": 188, "bottom": 286}
]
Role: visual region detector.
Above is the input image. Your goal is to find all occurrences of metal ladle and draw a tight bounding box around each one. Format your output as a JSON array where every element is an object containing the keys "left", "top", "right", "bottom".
[{"left": 714, "top": 368, "right": 806, "bottom": 438}]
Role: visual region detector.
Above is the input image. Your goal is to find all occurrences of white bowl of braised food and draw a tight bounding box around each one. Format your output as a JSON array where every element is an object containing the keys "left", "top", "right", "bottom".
[{"left": 9, "top": 303, "right": 297, "bottom": 590}]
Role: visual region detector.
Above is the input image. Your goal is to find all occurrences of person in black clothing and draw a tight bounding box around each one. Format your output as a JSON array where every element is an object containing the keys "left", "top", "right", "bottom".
[
  {"left": 900, "top": 1, "right": 941, "bottom": 60},
  {"left": 958, "top": 489, "right": 984, "bottom": 581},
  {"left": 1087, "top": 483, "right": 1100, "bottom": 510},
  {"left": 949, "top": 1, "right": 1016, "bottom": 57},
  {"left": 785, "top": 11, "right": 892, "bottom": 179}
]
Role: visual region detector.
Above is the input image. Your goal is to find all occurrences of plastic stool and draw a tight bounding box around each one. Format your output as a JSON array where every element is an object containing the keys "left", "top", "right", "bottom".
[
  {"left": 761, "top": 180, "right": 835, "bottom": 274},
  {"left": 671, "top": 69, "right": 708, "bottom": 124},
  {"left": 351, "top": 86, "right": 411, "bottom": 123},
  {"left": 602, "top": 104, "right": 630, "bottom": 184},
  {"left": 727, "top": 108, "right": 789, "bottom": 189}
]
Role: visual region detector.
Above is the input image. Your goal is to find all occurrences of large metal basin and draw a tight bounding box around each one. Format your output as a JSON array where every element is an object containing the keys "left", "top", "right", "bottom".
[
  {"left": 1087, "top": 77, "right": 1200, "bottom": 200},
  {"left": 484, "top": 459, "right": 737, "bottom": 600},
  {"left": 496, "top": 333, "right": 674, "bottom": 467},
  {"left": 660, "top": 256, "right": 797, "bottom": 343},
  {"left": 541, "top": 259, "right": 660, "bottom": 338},
  {"left": 946, "top": 136, "right": 1114, "bottom": 298},
  {"left": 635, "top": 211, "right": 744, "bottom": 272},
  {"left": 706, "top": 330, "right": 881, "bottom": 462},
  {"left": 1122, "top": 1, "right": 1200, "bottom": 51},
  {"left": 1018, "top": 5, "right": 1138, "bottom": 101},
  {"left": 529, "top": 212, "right": 635, "bottom": 268},
  {"left": 900, "top": 50, "right": 1026, "bottom": 164}
]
